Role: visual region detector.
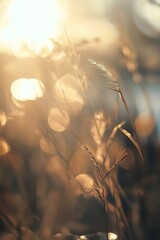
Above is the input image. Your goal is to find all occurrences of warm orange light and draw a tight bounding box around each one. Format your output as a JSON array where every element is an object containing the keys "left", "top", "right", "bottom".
[
  {"left": 75, "top": 174, "right": 94, "bottom": 193},
  {"left": 54, "top": 78, "right": 83, "bottom": 115},
  {"left": 91, "top": 112, "right": 106, "bottom": 145},
  {"left": 11, "top": 78, "right": 45, "bottom": 101},
  {"left": 0, "top": 139, "right": 10, "bottom": 155},
  {"left": 48, "top": 107, "right": 69, "bottom": 132},
  {"left": 79, "top": 236, "right": 88, "bottom": 240},
  {"left": 0, "top": 0, "right": 62, "bottom": 57},
  {"left": 40, "top": 136, "right": 56, "bottom": 155},
  {"left": 108, "top": 232, "right": 118, "bottom": 240},
  {"left": 55, "top": 81, "right": 82, "bottom": 104},
  {"left": 0, "top": 112, "right": 6, "bottom": 127},
  {"left": 135, "top": 110, "right": 155, "bottom": 138}
]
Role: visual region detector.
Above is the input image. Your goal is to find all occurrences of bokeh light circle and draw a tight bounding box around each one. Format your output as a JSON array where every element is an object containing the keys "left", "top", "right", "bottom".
[{"left": 11, "top": 78, "right": 45, "bottom": 101}]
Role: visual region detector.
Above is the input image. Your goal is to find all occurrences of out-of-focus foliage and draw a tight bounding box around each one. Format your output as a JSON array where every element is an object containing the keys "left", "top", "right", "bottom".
[
  {"left": 0, "top": 40, "right": 132, "bottom": 240},
  {"left": 0, "top": 0, "right": 160, "bottom": 240}
]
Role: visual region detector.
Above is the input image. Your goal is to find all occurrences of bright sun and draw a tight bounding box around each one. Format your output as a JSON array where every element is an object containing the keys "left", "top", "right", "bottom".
[{"left": 0, "top": 0, "right": 62, "bottom": 57}]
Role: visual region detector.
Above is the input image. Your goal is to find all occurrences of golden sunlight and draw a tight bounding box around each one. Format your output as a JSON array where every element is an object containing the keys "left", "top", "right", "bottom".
[
  {"left": 0, "top": 112, "right": 7, "bottom": 127},
  {"left": 0, "top": 138, "right": 11, "bottom": 155},
  {"left": 0, "top": 0, "right": 62, "bottom": 57},
  {"left": 135, "top": 110, "right": 155, "bottom": 138},
  {"left": 40, "top": 136, "right": 56, "bottom": 155},
  {"left": 54, "top": 79, "right": 83, "bottom": 115},
  {"left": 11, "top": 78, "right": 45, "bottom": 101},
  {"left": 75, "top": 174, "right": 94, "bottom": 193},
  {"left": 48, "top": 107, "right": 69, "bottom": 132},
  {"left": 108, "top": 232, "right": 118, "bottom": 240}
]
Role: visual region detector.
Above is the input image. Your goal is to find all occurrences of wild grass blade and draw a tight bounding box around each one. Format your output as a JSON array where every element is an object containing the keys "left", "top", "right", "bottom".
[
  {"left": 119, "top": 127, "right": 144, "bottom": 161},
  {"left": 104, "top": 121, "right": 125, "bottom": 166},
  {"left": 88, "top": 59, "right": 120, "bottom": 92},
  {"left": 88, "top": 58, "right": 144, "bottom": 161},
  {"left": 102, "top": 152, "right": 127, "bottom": 182}
]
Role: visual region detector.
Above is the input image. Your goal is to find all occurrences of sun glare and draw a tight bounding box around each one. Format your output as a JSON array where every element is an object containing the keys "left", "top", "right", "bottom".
[{"left": 0, "top": 0, "right": 62, "bottom": 57}]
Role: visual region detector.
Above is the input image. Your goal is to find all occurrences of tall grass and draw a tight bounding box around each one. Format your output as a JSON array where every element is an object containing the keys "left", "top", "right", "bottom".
[{"left": 0, "top": 39, "right": 143, "bottom": 240}]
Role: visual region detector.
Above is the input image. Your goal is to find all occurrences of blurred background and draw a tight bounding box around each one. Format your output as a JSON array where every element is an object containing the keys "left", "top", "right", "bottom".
[{"left": 0, "top": 0, "right": 160, "bottom": 239}]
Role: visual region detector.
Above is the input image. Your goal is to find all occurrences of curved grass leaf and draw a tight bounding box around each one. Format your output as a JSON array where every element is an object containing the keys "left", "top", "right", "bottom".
[{"left": 119, "top": 127, "right": 144, "bottom": 161}]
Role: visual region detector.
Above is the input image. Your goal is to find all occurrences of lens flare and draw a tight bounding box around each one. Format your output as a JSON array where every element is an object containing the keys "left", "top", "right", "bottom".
[
  {"left": 0, "top": 0, "right": 62, "bottom": 57},
  {"left": 54, "top": 80, "right": 83, "bottom": 115},
  {"left": 75, "top": 174, "right": 94, "bottom": 193},
  {"left": 0, "top": 112, "right": 6, "bottom": 127},
  {"left": 54, "top": 74, "right": 84, "bottom": 115},
  {"left": 40, "top": 136, "right": 56, "bottom": 155},
  {"left": 79, "top": 236, "right": 88, "bottom": 240},
  {"left": 11, "top": 78, "right": 45, "bottom": 101},
  {"left": 55, "top": 81, "right": 82, "bottom": 104},
  {"left": 48, "top": 107, "right": 69, "bottom": 132},
  {"left": 0, "top": 139, "right": 10, "bottom": 155},
  {"left": 135, "top": 111, "right": 155, "bottom": 137},
  {"left": 108, "top": 232, "right": 118, "bottom": 240}
]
